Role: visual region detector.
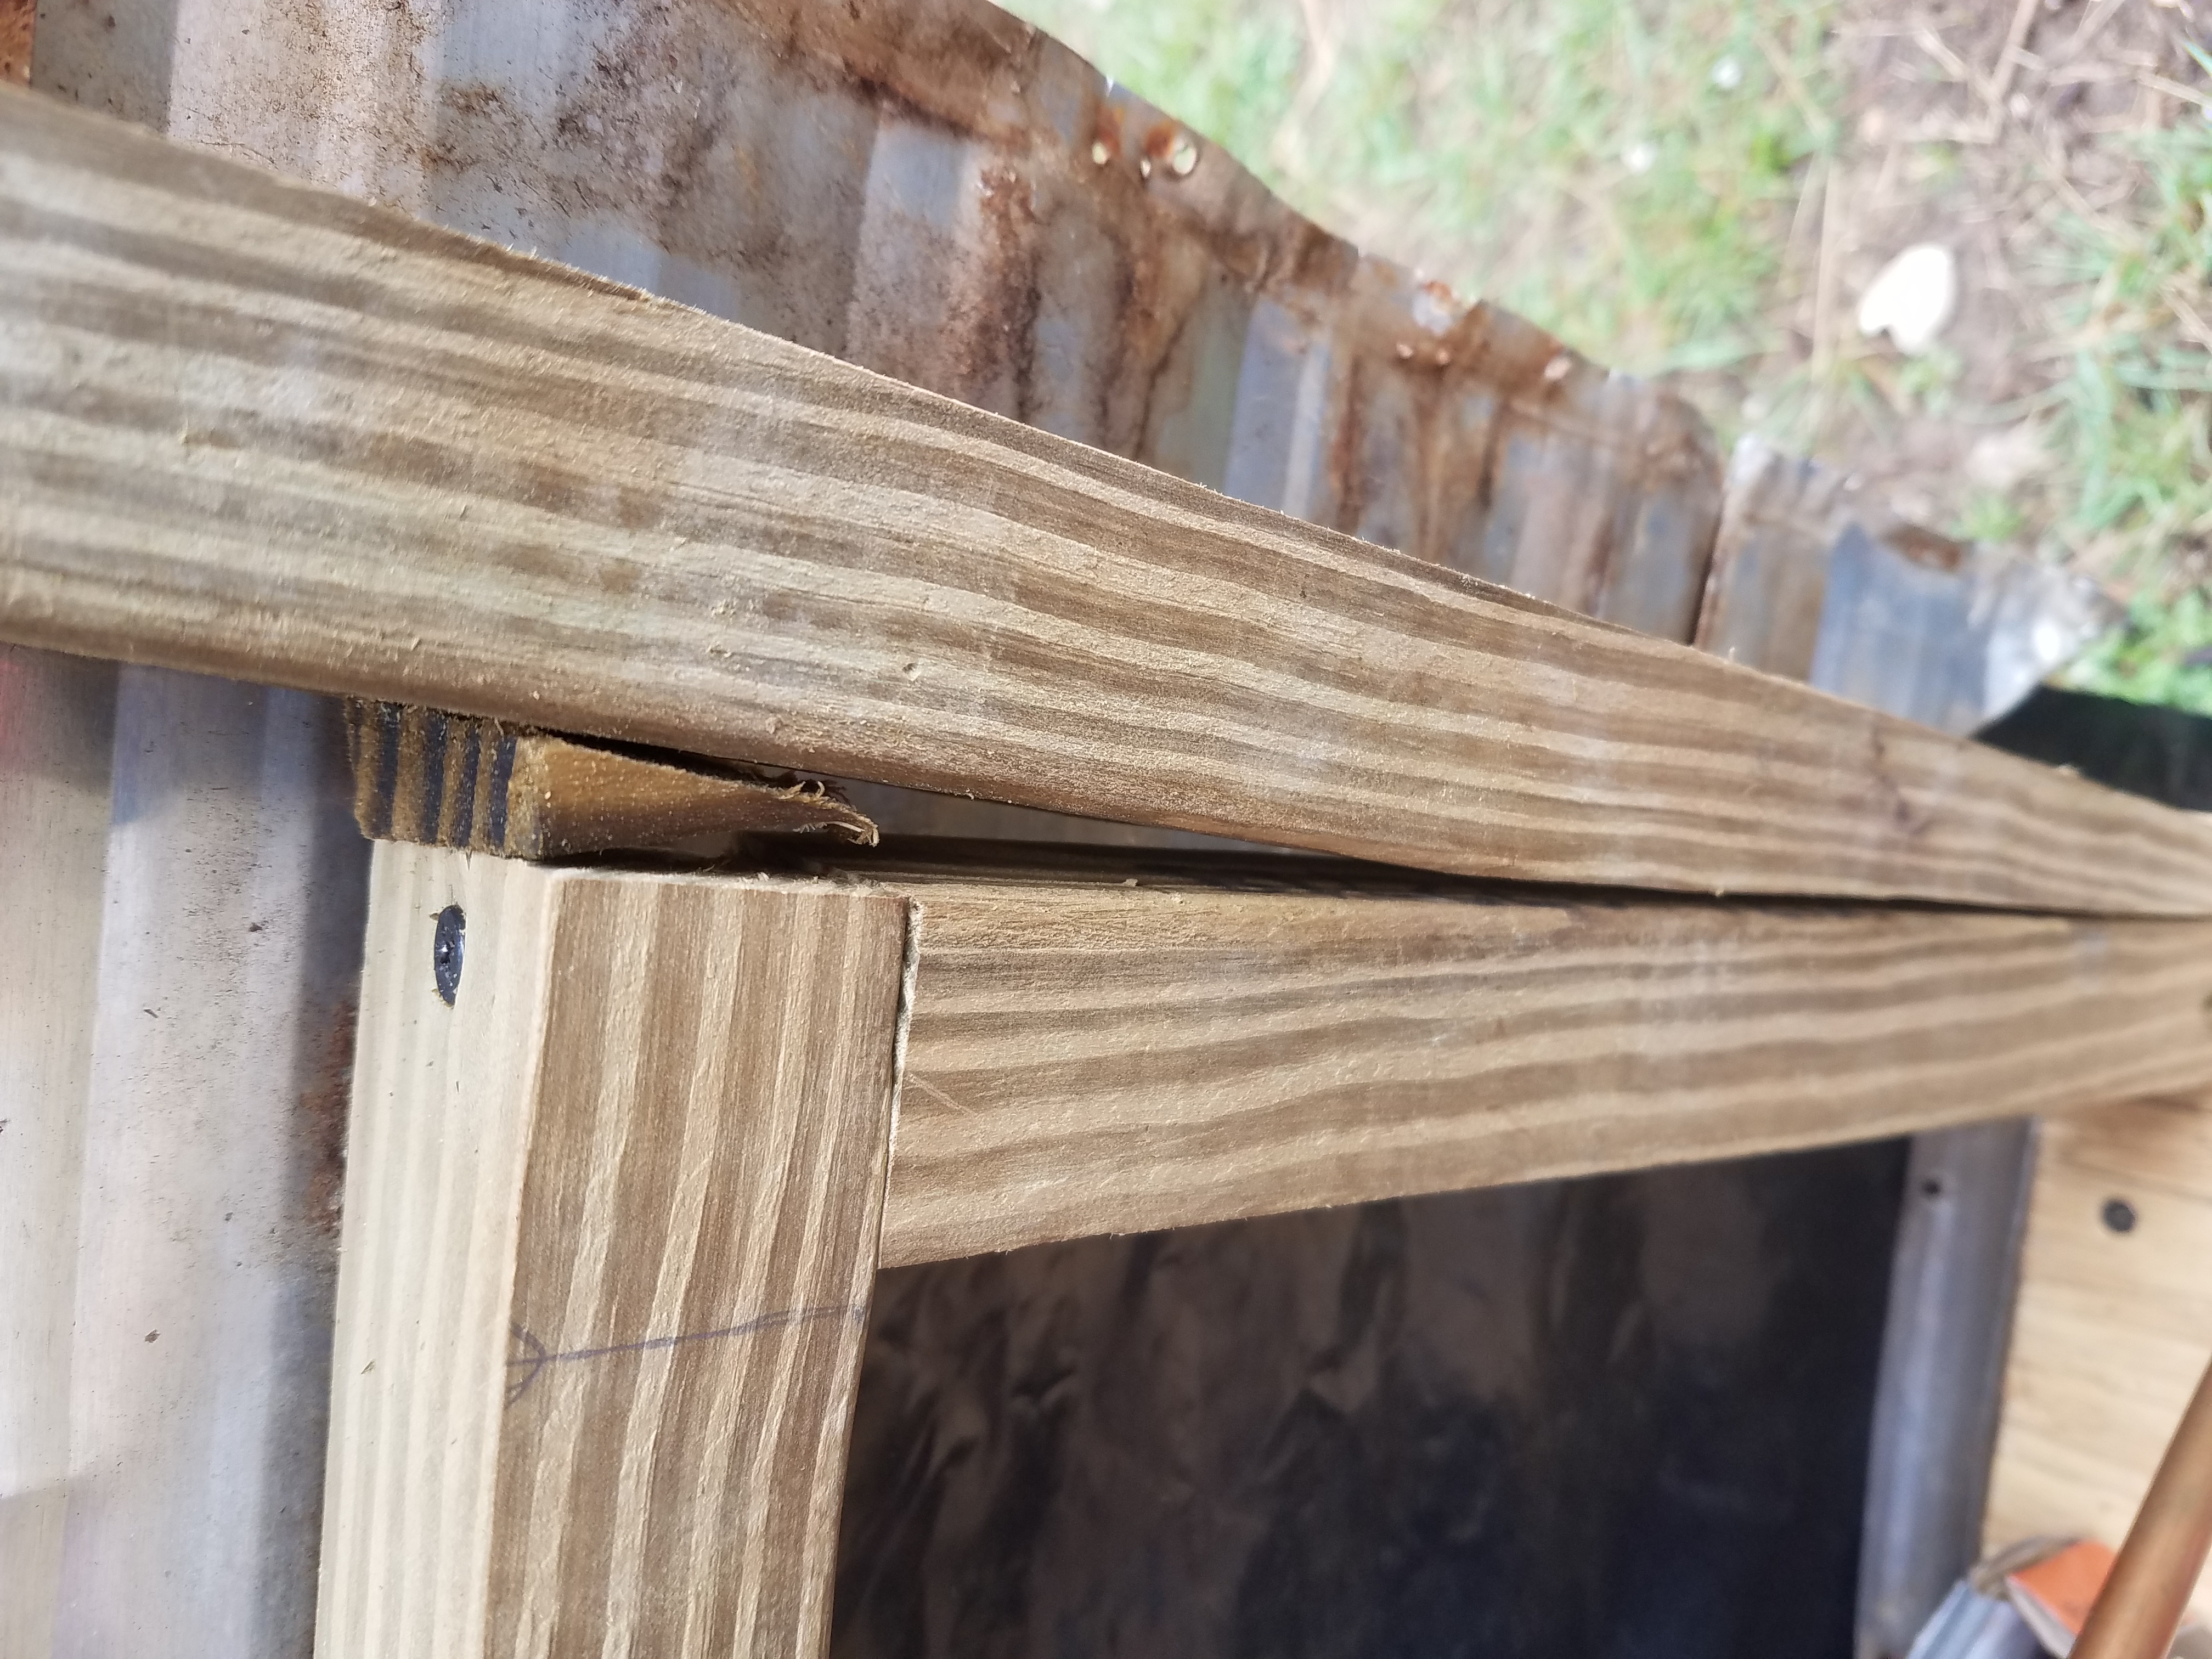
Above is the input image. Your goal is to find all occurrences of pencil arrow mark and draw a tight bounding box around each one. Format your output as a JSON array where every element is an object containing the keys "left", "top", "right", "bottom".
[{"left": 504, "top": 1304, "right": 865, "bottom": 1407}]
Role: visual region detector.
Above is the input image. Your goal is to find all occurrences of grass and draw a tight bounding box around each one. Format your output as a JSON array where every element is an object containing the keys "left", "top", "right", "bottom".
[
  {"left": 1015, "top": 0, "right": 2212, "bottom": 714},
  {"left": 2064, "top": 589, "right": 2212, "bottom": 714},
  {"left": 2047, "top": 119, "right": 2212, "bottom": 712},
  {"left": 1012, "top": 0, "right": 1841, "bottom": 377},
  {"left": 2045, "top": 129, "right": 2212, "bottom": 558},
  {"left": 1025, "top": 0, "right": 1306, "bottom": 176}
]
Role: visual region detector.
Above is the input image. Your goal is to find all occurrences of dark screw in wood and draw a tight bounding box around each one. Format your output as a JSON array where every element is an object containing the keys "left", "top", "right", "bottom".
[
  {"left": 433, "top": 904, "right": 465, "bottom": 1006},
  {"left": 2105, "top": 1197, "right": 2140, "bottom": 1234}
]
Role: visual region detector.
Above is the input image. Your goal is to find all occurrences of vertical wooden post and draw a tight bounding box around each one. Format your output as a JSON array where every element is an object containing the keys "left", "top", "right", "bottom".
[{"left": 316, "top": 844, "right": 909, "bottom": 1657}]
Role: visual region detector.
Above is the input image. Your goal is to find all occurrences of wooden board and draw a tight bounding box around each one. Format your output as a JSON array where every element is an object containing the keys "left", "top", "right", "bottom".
[
  {"left": 1984, "top": 1093, "right": 2212, "bottom": 1615},
  {"left": 873, "top": 871, "right": 2212, "bottom": 1263},
  {"left": 4, "top": 91, "right": 2212, "bottom": 915},
  {"left": 317, "top": 846, "right": 908, "bottom": 1658},
  {"left": 345, "top": 699, "right": 876, "bottom": 856}
]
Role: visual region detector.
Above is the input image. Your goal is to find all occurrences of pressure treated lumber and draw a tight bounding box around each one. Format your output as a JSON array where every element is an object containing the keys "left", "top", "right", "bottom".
[
  {"left": 343, "top": 699, "right": 876, "bottom": 857},
  {"left": 3, "top": 92, "right": 2211, "bottom": 913},
  {"left": 1985, "top": 1092, "right": 2212, "bottom": 1617},
  {"left": 317, "top": 846, "right": 907, "bottom": 1658},
  {"left": 873, "top": 871, "right": 2212, "bottom": 1263}
]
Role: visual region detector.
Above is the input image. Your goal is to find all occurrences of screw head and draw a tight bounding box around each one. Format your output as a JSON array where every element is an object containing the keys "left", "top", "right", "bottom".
[
  {"left": 2102, "top": 1197, "right": 2138, "bottom": 1235},
  {"left": 433, "top": 905, "right": 465, "bottom": 1006}
]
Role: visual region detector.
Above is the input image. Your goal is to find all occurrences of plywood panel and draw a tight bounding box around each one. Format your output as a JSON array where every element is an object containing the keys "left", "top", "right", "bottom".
[{"left": 1985, "top": 1093, "right": 2212, "bottom": 1616}]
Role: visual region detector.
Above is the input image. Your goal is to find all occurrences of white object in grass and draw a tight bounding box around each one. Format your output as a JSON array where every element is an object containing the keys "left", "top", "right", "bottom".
[{"left": 1857, "top": 243, "right": 1958, "bottom": 357}]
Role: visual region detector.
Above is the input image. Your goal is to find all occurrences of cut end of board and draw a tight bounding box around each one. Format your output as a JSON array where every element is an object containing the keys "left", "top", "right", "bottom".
[{"left": 343, "top": 700, "right": 879, "bottom": 858}]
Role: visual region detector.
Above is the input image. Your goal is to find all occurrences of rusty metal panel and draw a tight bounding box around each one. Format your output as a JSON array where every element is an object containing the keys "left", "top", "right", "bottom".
[
  {"left": 36, "top": 0, "right": 1724, "bottom": 639},
  {"left": 1696, "top": 438, "right": 2113, "bottom": 735}
]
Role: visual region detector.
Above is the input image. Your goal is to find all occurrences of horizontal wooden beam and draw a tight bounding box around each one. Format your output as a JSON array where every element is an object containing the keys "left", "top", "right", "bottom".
[
  {"left": 873, "top": 867, "right": 2212, "bottom": 1262},
  {"left": 3, "top": 87, "right": 2209, "bottom": 913}
]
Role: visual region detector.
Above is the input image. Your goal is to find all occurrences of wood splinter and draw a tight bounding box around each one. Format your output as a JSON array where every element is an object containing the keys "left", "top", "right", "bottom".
[{"left": 343, "top": 700, "right": 878, "bottom": 859}]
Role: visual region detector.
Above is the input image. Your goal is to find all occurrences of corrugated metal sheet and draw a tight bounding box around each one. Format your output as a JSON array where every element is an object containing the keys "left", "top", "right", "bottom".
[
  {"left": 1699, "top": 437, "right": 2114, "bottom": 735},
  {"left": 33, "top": 0, "right": 2098, "bottom": 714},
  {"left": 36, "top": 0, "right": 1725, "bottom": 638}
]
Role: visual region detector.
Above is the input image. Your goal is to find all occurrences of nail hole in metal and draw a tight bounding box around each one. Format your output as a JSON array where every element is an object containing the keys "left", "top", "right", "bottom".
[
  {"left": 2103, "top": 1197, "right": 2138, "bottom": 1234},
  {"left": 433, "top": 905, "right": 465, "bottom": 1006}
]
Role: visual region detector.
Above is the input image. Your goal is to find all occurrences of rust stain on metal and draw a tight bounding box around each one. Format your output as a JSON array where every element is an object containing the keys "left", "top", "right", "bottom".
[
  {"left": 105, "top": 0, "right": 1726, "bottom": 643},
  {"left": 1884, "top": 522, "right": 1970, "bottom": 573},
  {"left": 296, "top": 995, "right": 357, "bottom": 1244},
  {"left": 1, "top": 0, "right": 33, "bottom": 84},
  {"left": 681, "top": 3, "right": 1703, "bottom": 619}
]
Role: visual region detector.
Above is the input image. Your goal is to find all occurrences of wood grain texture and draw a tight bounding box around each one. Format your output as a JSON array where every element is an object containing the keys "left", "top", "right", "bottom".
[
  {"left": 1985, "top": 1093, "right": 2212, "bottom": 1615},
  {"left": 345, "top": 700, "right": 876, "bottom": 857},
  {"left": 24, "top": 0, "right": 1725, "bottom": 635},
  {"left": 317, "top": 845, "right": 908, "bottom": 1658},
  {"left": 874, "top": 873, "right": 2212, "bottom": 1263},
  {"left": 4, "top": 91, "right": 2212, "bottom": 915}
]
